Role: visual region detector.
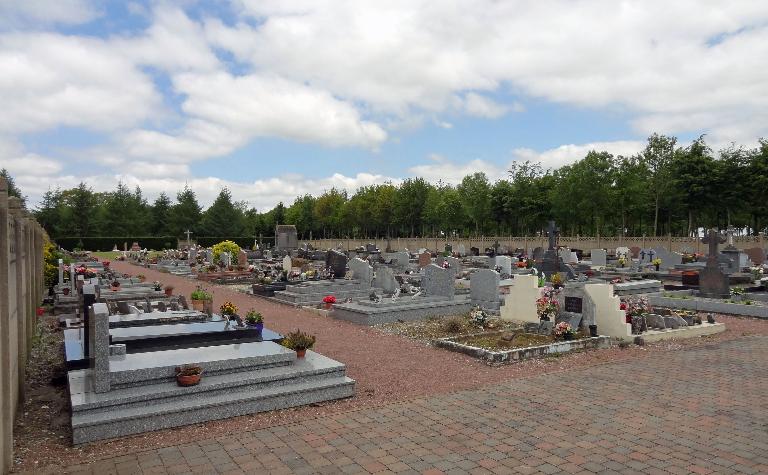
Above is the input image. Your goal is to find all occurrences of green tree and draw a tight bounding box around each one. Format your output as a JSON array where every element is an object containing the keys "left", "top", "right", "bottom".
[
  {"left": 458, "top": 173, "right": 491, "bottom": 235},
  {"left": 641, "top": 133, "right": 677, "bottom": 236},
  {"left": 394, "top": 178, "right": 432, "bottom": 236},
  {"left": 0, "top": 168, "right": 26, "bottom": 207},
  {"left": 150, "top": 192, "right": 173, "bottom": 235},
  {"left": 200, "top": 188, "right": 245, "bottom": 235},
  {"left": 170, "top": 185, "right": 202, "bottom": 237}
]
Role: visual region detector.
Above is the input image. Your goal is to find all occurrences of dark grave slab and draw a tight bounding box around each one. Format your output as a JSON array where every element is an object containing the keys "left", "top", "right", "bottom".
[
  {"left": 110, "top": 321, "right": 283, "bottom": 353},
  {"left": 744, "top": 247, "right": 766, "bottom": 265},
  {"left": 326, "top": 249, "right": 348, "bottom": 278}
]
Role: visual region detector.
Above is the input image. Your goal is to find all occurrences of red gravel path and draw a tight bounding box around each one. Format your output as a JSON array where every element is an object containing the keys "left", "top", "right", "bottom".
[{"left": 12, "top": 260, "right": 768, "bottom": 472}]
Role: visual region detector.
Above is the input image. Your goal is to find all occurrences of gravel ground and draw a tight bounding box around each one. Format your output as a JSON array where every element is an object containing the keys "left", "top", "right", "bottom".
[{"left": 11, "top": 260, "right": 768, "bottom": 473}]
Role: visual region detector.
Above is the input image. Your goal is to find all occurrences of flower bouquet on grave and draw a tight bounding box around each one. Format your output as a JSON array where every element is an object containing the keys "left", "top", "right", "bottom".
[
  {"left": 536, "top": 287, "right": 560, "bottom": 321},
  {"left": 652, "top": 258, "right": 662, "bottom": 271},
  {"left": 322, "top": 295, "right": 336, "bottom": 310},
  {"left": 244, "top": 309, "right": 264, "bottom": 335},
  {"left": 220, "top": 301, "right": 240, "bottom": 325},
  {"left": 152, "top": 281, "right": 162, "bottom": 291},
  {"left": 553, "top": 322, "right": 576, "bottom": 341},
  {"left": 618, "top": 257, "right": 627, "bottom": 268},
  {"left": 624, "top": 296, "right": 650, "bottom": 334},
  {"left": 469, "top": 306, "right": 488, "bottom": 328}
]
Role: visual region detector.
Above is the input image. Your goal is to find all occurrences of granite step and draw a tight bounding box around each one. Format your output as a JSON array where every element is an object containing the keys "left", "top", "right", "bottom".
[
  {"left": 72, "top": 373, "right": 354, "bottom": 443},
  {"left": 107, "top": 341, "right": 296, "bottom": 388},
  {"left": 70, "top": 351, "right": 347, "bottom": 413}
]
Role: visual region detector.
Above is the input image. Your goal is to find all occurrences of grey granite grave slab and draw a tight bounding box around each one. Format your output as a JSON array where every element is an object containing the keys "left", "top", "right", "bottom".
[
  {"left": 424, "top": 264, "right": 455, "bottom": 299},
  {"left": 470, "top": 269, "right": 500, "bottom": 311},
  {"left": 348, "top": 258, "right": 373, "bottom": 288},
  {"left": 373, "top": 266, "right": 398, "bottom": 294},
  {"left": 590, "top": 249, "right": 607, "bottom": 266}
]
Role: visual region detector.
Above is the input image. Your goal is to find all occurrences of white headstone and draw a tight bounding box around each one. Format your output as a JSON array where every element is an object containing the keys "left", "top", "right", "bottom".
[
  {"left": 282, "top": 255, "right": 292, "bottom": 271},
  {"left": 590, "top": 249, "right": 606, "bottom": 266},
  {"left": 348, "top": 257, "right": 373, "bottom": 288},
  {"left": 58, "top": 258, "right": 64, "bottom": 285},
  {"left": 495, "top": 255, "right": 512, "bottom": 275},
  {"left": 70, "top": 263, "right": 76, "bottom": 293},
  {"left": 500, "top": 275, "right": 539, "bottom": 323}
]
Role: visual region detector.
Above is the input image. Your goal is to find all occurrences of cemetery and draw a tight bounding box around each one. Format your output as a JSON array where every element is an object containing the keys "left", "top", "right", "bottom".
[{"left": 3, "top": 148, "right": 768, "bottom": 471}]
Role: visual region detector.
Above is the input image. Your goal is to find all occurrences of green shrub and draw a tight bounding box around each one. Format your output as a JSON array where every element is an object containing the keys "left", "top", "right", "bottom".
[{"left": 211, "top": 240, "right": 241, "bottom": 265}]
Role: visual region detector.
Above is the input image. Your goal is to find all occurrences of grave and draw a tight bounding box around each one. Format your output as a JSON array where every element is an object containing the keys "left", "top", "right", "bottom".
[
  {"left": 325, "top": 249, "right": 348, "bottom": 278},
  {"left": 271, "top": 279, "right": 372, "bottom": 306},
  {"left": 69, "top": 303, "right": 354, "bottom": 443},
  {"left": 418, "top": 251, "right": 432, "bottom": 268},
  {"left": 495, "top": 255, "right": 512, "bottom": 276},
  {"left": 744, "top": 247, "right": 766, "bottom": 266},
  {"left": 698, "top": 228, "right": 730, "bottom": 298},
  {"left": 470, "top": 269, "right": 500, "bottom": 311},
  {"left": 557, "top": 283, "right": 595, "bottom": 330},
  {"left": 652, "top": 248, "right": 683, "bottom": 269},
  {"left": 372, "top": 266, "right": 398, "bottom": 294},
  {"left": 538, "top": 221, "right": 576, "bottom": 279},
  {"left": 331, "top": 264, "right": 471, "bottom": 325},
  {"left": 590, "top": 249, "right": 607, "bottom": 266},
  {"left": 499, "top": 274, "right": 540, "bottom": 323},
  {"left": 275, "top": 225, "right": 298, "bottom": 251},
  {"left": 348, "top": 258, "right": 373, "bottom": 288}
]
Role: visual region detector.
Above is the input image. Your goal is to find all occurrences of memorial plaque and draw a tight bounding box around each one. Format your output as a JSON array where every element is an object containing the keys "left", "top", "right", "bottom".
[{"left": 564, "top": 296, "right": 583, "bottom": 313}]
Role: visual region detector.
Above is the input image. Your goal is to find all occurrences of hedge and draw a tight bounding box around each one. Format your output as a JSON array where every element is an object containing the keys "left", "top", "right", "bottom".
[{"left": 55, "top": 236, "right": 179, "bottom": 251}]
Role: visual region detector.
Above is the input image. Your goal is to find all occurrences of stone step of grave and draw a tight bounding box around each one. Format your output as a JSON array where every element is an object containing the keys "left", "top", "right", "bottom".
[
  {"left": 288, "top": 280, "right": 367, "bottom": 295},
  {"left": 108, "top": 341, "right": 295, "bottom": 389},
  {"left": 70, "top": 353, "right": 354, "bottom": 444},
  {"left": 332, "top": 295, "right": 473, "bottom": 326},
  {"left": 612, "top": 279, "right": 663, "bottom": 296},
  {"left": 71, "top": 351, "right": 347, "bottom": 414},
  {"left": 271, "top": 288, "right": 372, "bottom": 306}
]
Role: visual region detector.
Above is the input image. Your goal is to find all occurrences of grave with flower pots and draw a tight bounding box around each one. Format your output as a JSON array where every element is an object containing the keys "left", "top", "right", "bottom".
[{"left": 68, "top": 302, "right": 355, "bottom": 444}]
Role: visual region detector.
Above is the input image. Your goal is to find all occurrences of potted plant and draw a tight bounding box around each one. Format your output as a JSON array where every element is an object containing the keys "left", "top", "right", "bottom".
[
  {"left": 175, "top": 365, "right": 203, "bottom": 386},
  {"left": 618, "top": 256, "right": 627, "bottom": 268},
  {"left": 190, "top": 287, "right": 212, "bottom": 311},
  {"left": 281, "top": 329, "right": 316, "bottom": 358},
  {"left": 652, "top": 258, "right": 662, "bottom": 271},
  {"left": 553, "top": 322, "right": 576, "bottom": 341},
  {"left": 220, "top": 301, "right": 240, "bottom": 324},
  {"left": 550, "top": 273, "right": 564, "bottom": 289},
  {"left": 322, "top": 295, "right": 336, "bottom": 310},
  {"left": 110, "top": 280, "right": 121, "bottom": 291},
  {"left": 102, "top": 260, "right": 111, "bottom": 268},
  {"left": 136, "top": 274, "right": 146, "bottom": 283},
  {"left": 164, "top": 284, "right": 174, "bottom": 296},
  {"left": 244, "top": 310, "right": 264, "bottom": 335}
]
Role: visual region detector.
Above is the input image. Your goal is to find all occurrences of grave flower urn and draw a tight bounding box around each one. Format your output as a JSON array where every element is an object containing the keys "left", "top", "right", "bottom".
[{"left": 176, "top": 366, "right": 203, "bottom": 387}]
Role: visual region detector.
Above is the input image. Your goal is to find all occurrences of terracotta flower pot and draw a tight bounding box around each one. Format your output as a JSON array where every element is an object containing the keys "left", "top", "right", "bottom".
[
  {"left": 296, "top": 349, "right": 307, "bottom": 358},
  {"left": 165, "top": 288, "right": 173, "bottom": 296},
  {"left": 323, "top": 302, "right": 333, "bottom": 310},
  {"left": 191, "top": 299, "right": 205, "bottom": 311},
  {"left": 177, "top": 374, "right": 201, "bottom": 386}
]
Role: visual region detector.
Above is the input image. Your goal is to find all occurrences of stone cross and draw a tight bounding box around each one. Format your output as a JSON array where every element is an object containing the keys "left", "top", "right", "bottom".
[
  {"left": 726, "top": 225, "right": 735, "bottom": 248},
  {"left": 701, "top": 228, "right": 726, "bottom": 263},
  {"left": 546, "top": 220, "right": 559, "bottom": 251},
  {"left": 184, "top": 229, "right": 193, "bottom": 247}
]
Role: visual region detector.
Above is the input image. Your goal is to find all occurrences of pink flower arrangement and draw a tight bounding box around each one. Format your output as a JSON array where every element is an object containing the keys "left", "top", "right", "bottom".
[
  {"left": 536, "top": 287, "right": 560, "bottom": 320},
  {"left": 553, "top": 322, "right": 575, "bottom": 338}
]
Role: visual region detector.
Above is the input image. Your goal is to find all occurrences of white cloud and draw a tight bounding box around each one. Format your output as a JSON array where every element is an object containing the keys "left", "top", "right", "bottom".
[
  {"left": 0, "top": 33, "right": 160, "bottom": 134},
  {"left": 511, "top": 141, "right": 646, "bottom": 170},
  {"left": 0, "top": 0, "right": 99, "bottom": 27},
  {"left": 408, "top": 154, "right": 503, "bottom": 184},
  {"left": 461, "top": 93, "right": 509, "bottom": 119}
]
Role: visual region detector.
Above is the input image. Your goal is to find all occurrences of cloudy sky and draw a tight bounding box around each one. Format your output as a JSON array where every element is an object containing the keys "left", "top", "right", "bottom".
[{"left": 2, "top": 0, "right": 767, "bottom": 210}]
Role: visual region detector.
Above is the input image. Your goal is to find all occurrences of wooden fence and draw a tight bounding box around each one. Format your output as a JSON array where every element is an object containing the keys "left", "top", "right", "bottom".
[
  {"left": 307, "top": 233, "right": 766, "bottom": 254},
  {"left": 0, "top": 178, "right": 45, "bottom": 473}
]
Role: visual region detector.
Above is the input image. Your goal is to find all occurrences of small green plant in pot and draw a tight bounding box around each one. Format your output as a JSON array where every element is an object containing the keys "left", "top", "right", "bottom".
[
  {"left": 245, "top": 310, "right": 264, "bottom": 335},
  {"left": 282, "top": 329, "right": 316, "bottom": 358},
  {"left": 190, "top": 286, "right": 213, "bottom": 311}
]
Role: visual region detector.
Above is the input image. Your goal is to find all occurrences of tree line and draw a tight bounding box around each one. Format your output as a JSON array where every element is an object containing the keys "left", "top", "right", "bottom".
[{"left": 9, "top": 133, "right": 768, "bottom": 241}]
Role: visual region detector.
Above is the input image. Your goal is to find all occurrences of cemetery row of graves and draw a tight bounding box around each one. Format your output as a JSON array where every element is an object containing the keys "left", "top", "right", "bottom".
[{"left": 4, "top": 170, "right": 768, "bottom": 470}]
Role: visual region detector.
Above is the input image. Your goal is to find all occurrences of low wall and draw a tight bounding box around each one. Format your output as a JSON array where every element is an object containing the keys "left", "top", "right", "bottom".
[{"left": 306, "top": 234, "right": 766, "bottom": 254}]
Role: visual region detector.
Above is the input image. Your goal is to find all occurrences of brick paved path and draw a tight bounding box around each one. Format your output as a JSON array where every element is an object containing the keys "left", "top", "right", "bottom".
[{"left": 64, "top": 336, "right": 768, "bottom": 475}]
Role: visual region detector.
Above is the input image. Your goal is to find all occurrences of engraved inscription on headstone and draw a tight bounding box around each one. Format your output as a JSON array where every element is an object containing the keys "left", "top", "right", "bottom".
[{"left": 564, "top": 296, "right": 583, "bottom": 314}]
